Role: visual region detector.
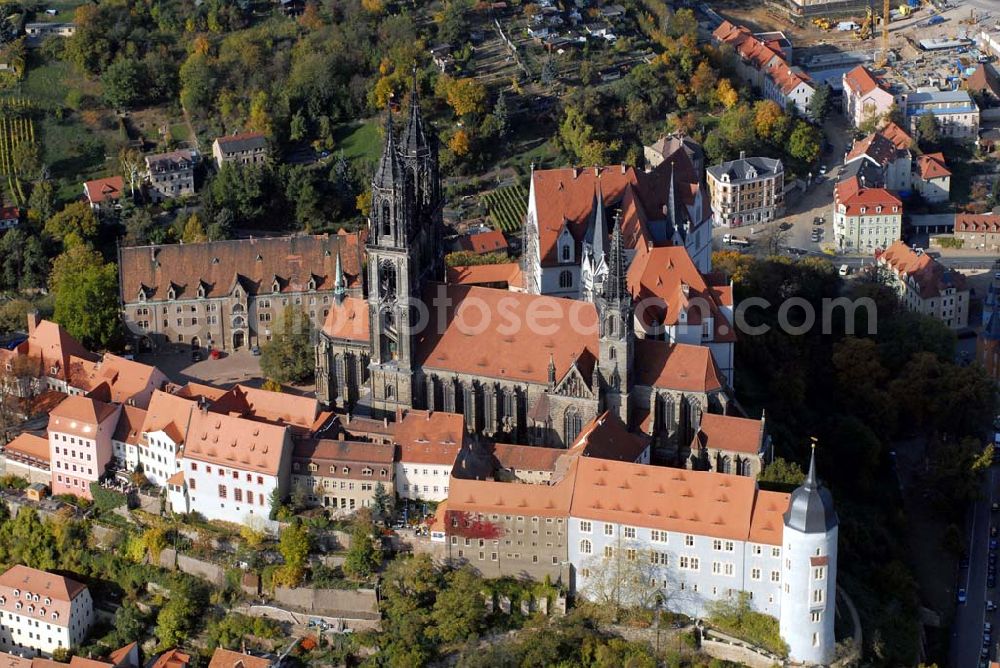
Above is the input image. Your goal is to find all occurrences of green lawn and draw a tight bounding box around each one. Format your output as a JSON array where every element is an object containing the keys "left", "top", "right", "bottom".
[
  {"left": 18, "top": 56, "right": 75, "bottom": 110},
  {"left": 169, "top": 123, "right": 190, "bottom": 143},
  {"left": 333, "top": 120, "right": 382, "bottom": 165}
]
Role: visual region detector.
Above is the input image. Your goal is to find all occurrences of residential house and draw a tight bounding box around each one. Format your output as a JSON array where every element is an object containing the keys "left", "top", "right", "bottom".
[
  {"left": 394, "top": 410, "right": 466, "bottom": 502},
  {"left": 0, "top": 314, "right": 97, "bottom": 397},
  {"left": 954, "top": 213, "right": 1000, "bottom": 250},
  {"left": 64, "top": 354, "right": 168, "bottom": 409},
  {"left": 149, "top": 649, "right": 192, "bottom": 668},
  {"left": 878, "top": 241, "right": 969, "bottom": 329},
  {"left": 0, "top": 565, "right": 93, "bottom": 657},
  {"left": 290, "top": 438, "right": 395, "bottom": 513},
  {"left": 706, "top": 152, "right": 784, "bottom": 228},
  {"left": 48, "top": 396, "right": 121, "bottom": 499},
  {"left": 144, "top": 150, "right": 196, "bottom": 202},
  {"left": 644, "top": 133, "right": 704, "bottom": 175},
  {"left": 207, "top": 384, "right": 326, "bottom": 437},
  {"left": 119, "top": 232, "right": 363, "bottom": 352},
  {"left": 842, "top": 122, "right": 913, "bottom": 193},
  {"left": 0, "top": 207, "right": 19, "bottom": 230},
  {"left": 688, "top": 413, "right": 769, "bottom": 477},
  {"left": 904, "top": 90, "right": 980, "bottom": 141},
  {"left": 127, "top": 390, "right": 196, "bottom": 486},
  {"left": 841, "top": 65, "right": 896, "bottom": 128},
  {"left": 169, "top": 407, "right": 292, "bottom": 530},
  {"left": 83, "top": 177, "right": 125, "bottom": 213},
  {"left": 913, "top": 153, "right": 951, "bottom": 203},
  {"left": 211, "top": 133, "right": 269, "bottom": 169},
  {"left": 24, "top": 23, "right": 76, "bottom": 40},
  {"left": 832, "top": 176, "right": 902, "bottom": 252},
  {"left": 109, "top": 405, "right": 146, "bottom": 477}
]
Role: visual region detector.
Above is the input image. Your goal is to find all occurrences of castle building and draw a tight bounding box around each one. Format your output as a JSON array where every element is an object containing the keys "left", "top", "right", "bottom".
[{"left": 316, "top": 87, "right": 732, "bottom": 459}]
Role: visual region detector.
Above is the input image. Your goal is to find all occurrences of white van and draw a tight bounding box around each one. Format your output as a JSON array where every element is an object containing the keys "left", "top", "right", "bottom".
[{"left": 839, "top": 264, "right": 850, "bottom": 276}]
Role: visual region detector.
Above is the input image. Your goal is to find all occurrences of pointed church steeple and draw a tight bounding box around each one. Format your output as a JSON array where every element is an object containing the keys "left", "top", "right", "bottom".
[
  {"left": 604, "top": 213, "right": 628, "bottom": 302},
  {"left": 401, "top": 68, "right": 430, "bottom": 158},
  {"left": 592, "top": 182, "right": 608, "bottom": 264},
  {"left": 667, "top": 166, "right": 677, "bottom": 228},
  {"left": 804, "top": 439, "right": 818, "bottom": 491},
  {"left": 374, "top": 107, "right": 400, "bottom": 189},
  {"left": 333, "top": 248, "right": 346, "bottom": 303}
]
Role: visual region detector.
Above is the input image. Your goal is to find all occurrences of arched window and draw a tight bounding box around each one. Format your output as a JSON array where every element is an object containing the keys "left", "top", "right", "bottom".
[
  {"left": 580, "top": 539, "right": 592, "bottom": 555},
  {"left": 562, "top": 244, "right": 570, "bottom": 261},
  {"left": 564, "top": 407, "right": 583, "bottom": 442},
  {"left": 559, "top": 270, "right": 573, "bottom": 289},
  {"left": 385, "top": 385, "right": 395, "bottom": 400},
  {"left": 719, "top": 455, "right": 732, "bottom": 475},
  {"left": 609, "top": 347, "right": 616, "bottom": 360},
  {"left": 606, "top": 315, "right": 617, "bottom": 337}
]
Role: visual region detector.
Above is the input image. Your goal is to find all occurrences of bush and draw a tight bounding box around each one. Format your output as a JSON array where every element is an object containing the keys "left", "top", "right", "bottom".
[
  {"left": 706, "top": 592, "right": 788, "bottom": 657},
  {"left": 934, "top": 236, "right": 963, "bottom": 249},
  {"left": 90, "top": 483, "right": 127, "bottom": 513}
]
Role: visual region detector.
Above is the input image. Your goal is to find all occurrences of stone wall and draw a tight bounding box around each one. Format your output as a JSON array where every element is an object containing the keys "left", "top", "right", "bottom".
[
  {"left": 156, "top": 547, "right": 228, "bottom": 586},
  {"left": 701, "top": 638, "right": 783, "bottom": 668},
  {"left": 270, "top": 586, "right": 379, "bottom": 620}
]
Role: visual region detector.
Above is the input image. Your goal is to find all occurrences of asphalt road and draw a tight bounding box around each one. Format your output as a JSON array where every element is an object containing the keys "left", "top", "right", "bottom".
[{"left": 952, "top": 467, "right": 999, "bottom": 668}]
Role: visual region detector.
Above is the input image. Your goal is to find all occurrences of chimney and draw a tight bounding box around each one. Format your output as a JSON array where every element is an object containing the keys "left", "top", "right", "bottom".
[
  {"left": 338, "top": 432, "right": 345, "bottom": 441},
  {"left": 572, "top": 167, "right": 578, "bottom": 178},
  {"left": 739, "top": 150, "right": 746, "bottom": 161},
  {"left": 26, "top": 310, "right": 40, "bottom": 336},
  {"left": 620, "top": 163, "right": 626, "bottom": 174},
  {"left": 426, "top": 410, "right": 433, "bottom": 420},
  {"left": 594, "top": 165, "right": 599, "bottom": 176},
  {"left": 345, "top": 412, "right": 352, "bottom": 424}
]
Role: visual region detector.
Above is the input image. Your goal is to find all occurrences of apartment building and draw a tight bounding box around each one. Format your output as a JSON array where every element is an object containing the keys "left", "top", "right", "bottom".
[
  {"left": 48, "top": 396, "right": 121, "bottom": 500},
  {"left": 394, "top": 410, "right": 466, "bottom": 502},
  {"left": 0, "top": 565, "right": 93, "bottom": 658},
  {"left": 832, "top": 176, "right": 902, "bottom": 252},
  {"left": 879, "top": 241, "right": 969, "bottom": 329},
  {"left": 144, "top": 150, "right": 196, "bottom": 202},
  {"left": 290, "top": 438, "right": 395, "bottom": 513},
  {"left": 904, "top": 90, "right": 980, "bottom": 141},
  {"left": 842, "top": 65, "right": 896, "bottom": 129},
  {"left": 955, "top": 213, "right": 1000, "bottom": 251},
  {"left": 706, "top": 152, "right": 784, "bottom": 228}
]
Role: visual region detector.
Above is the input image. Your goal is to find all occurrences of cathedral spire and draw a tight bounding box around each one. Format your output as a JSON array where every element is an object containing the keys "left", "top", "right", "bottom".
[
  {"left": 604, "top": 213, "right": 628, "bottom": 301},
  {"left": 401, "top": 67, "right": 430, "bottom": 157},
  {"left": 333, "top": 247, "right": 346, "bottom": 303},
  {"left": 592, "top": 182, "right": 608, "bottom": 264},
  {"left": 667, "top": 165, "right": 676, "bottom": 229},
  {"left": 374, "top": 106, "right": 400, "bottom": 189}
]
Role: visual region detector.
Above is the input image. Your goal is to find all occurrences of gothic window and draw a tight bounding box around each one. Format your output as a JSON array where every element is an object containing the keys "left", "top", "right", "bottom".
[
  {"left": 658, "top": 394, "right": 676, "bottom": 431},
  {"left": 379, "top": 199, "right": 392, "bottom": 237},
  {"left": 564, "top": 407, "right": 583, "bottom": 443},
  {"left": 606, "top": 315, "right": 617, "bottom": 337},
  {"left": 379, "top": 261, "right": 397, "bottom": 301},
  {"left": 609, "top": 347, "right": 616, "bottom": 360},
  {"left": 559, "top": 270, "right": 573, "bottom": 289},
  {"left": 385, "top": 385, "right": 394, "bottom": 400},
  {"left": 719, "top": 455, "right": 732, "bottom": 475}
]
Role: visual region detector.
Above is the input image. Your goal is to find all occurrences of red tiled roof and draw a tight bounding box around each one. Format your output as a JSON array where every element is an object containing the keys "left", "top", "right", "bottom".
[
  {"left": 0, "top": 565, "right": 87, "bottom": 625},
  {"left": 120, "top": 232, "right": 363, "bottom": 302},
  {"left": 112, "top": 405, "right": 147, "bottom": 446},
  {"left": 843, "top": 65, "right": 882, "bottom": 96},
  {"left": 321, "top": 296, "right": 369, "bottom": 342},
  {"left": 67, "top": 353, "right": 167, "bottom": 408},
  {"left": 209, "top": 384, "right": 319, "bottom": 433},
  {"left": 448, "top": 457, "right": 578, "bottom": 518},
  {"left": 183, "top": 408, "right": 288, "bottom": 476},
  {"left": 835, "top": 176, "right": 902, "bottom": 216},
  {"left": 916, "top": 152, "right": 950, "bottom": 180},
  {"left": 141, "top": 390, "right": 196, "bottom": 444},
  {"left": 881, "top": 122, "right": 913, "bottom": 151},
  {"left": 292, "top": 438, "right": 395, "bottom": 466},
  {"left": 107, "top": 641, "right": 138, "bottom": 667},
  {"left": 633, "top": 339, "right": 724, "bottom": 392},
  {"left": 490, "top": 442, "right": 564, "bottom": 473},
  {"left": 395, "top": 410, "right": 466, "bottom": 465},
  {"left": 49, "top": 395, "right": 120, "bottom": 437},
  {"left": 880, "top": 240, "right": 967, "bottom": 299},
  {"left": 206, "top": 649, "right": 271, "bottom": 668},
  {"left": 459, "top": 229, "right": 508, "bottom": 255},
  {"left": 4, "top": 432, "right": 50, "bottom": 465},
  {"left": 446, "top": 263, "right": 522, "bottom": 289},
  {"left": 748, "top": 490, "right": 789, "bottom": 545},
  {"left": 845, "top": 132, "right": 899, "bottom": 167},
  {"left": 956, "top": 213, "right": 1000, "bottom": 233},
  {"left": 84, "top": 176, "right": 125, "bottom": 204},
  {"left": 691, "top": 413, "right": 763, "bottom": 455},
  {"left": 566, "top": 411, "right": 649, "bottom": 463}
]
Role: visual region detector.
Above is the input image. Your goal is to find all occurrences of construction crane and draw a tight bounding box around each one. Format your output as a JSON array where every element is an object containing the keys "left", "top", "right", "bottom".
[{"left": 875, "top": 0, "right": 890, "bottom": 68}]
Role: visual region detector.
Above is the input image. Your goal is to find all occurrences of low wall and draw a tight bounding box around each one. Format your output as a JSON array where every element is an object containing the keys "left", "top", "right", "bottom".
[
  {"left": 271, "top": 586, "right": 379, "bottom": 620},
  {"left": 157, "top": 547, "right": 228, "bottom": 586},
  {"left": 702, "top": 638, "right": 782, "bottom": 668}
]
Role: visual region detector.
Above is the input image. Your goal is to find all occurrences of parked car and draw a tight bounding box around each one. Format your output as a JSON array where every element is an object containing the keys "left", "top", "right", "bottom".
[
  {"left": 209, "top": 348, "right": 221, "bottom": 360},
  {"left": 779, "top": 222, "right": 793, "bottom": 231},
  {"left": 960, "top": 588, "right": 969, "bottom": 603},
  {"left": 987, "top": 600, "right": 997, "bottom": 612},
  {"left": 839, "top": 264, "right": 850, "bottom": 276}
]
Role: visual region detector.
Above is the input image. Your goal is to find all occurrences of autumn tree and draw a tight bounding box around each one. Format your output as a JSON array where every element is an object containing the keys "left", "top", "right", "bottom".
[
  {"left": 344, "top": 510, "right": 382, "bottom": 580},
  {"left": 448, "top": 129, "right": 471, "bottom": 157},
  {"left": 787, "top": 120, "right": 822, "bottom": 166},
  {"left": 753, "top": 100, "right": 789, "bottom": 144},
  {"left": 50, "top": 245, "right": 121, "bottom": 350},
  {"left": 690, "top": 61, "right": 718, "bottom": 106},
  {"left": 444, "top": 77, "right": 487, "bottom": 119},
  {"left": 275, "top": 518, "right": 311, "bottom": 587},
  {"left": 180, "top": 213, "right": 208, "bottom": 243},
  {"left": 716, "top": 78, "right": 738, "bottom": 109},
  {"left": 44, "top": 201, "right": 99, "bottom": 248},
  {"left": 259, "top": 307, "right": 314, "bottom": 384},
  {"left": 430, "top": 567, "right": 486, "bottom": 643}
]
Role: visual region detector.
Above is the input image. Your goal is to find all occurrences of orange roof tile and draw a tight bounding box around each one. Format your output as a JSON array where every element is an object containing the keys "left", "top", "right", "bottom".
[
  {"left": 106, "top": 641, "right": 138, "bottom": 667},
  {"left": 0, "top": 654, "right": 32, "bottom": 668},
  {"left": 835, "top": 176, "right": 901, "bottom": 216},
  {"left": 21, "top": 319, "right": 95, "bottom": 381},
  {"left": 490, "top": 443, "right": 564, "bottom": 473},
  {"left": 321, "top": 296, "right": 370, "bottom": 342},
  {"left": 49, "top": 395, "right": 120, "bottom": 437},
  {"left": 206, "top": 649, "right": 272, "bottom": 668},
  {"left": 626, "top": 245, "right": 735, "bottom": 342},
  {"left": 395, "top": 410, "right": 466, "bottom": 465},
  {"left": 445, "top": 263, "right": 522, "bottom": 289},
  {"left": 749, "top": 490, "right": 790, "bottom": 545},
  {"left": 150, "top": 648, "right": 193, "bottom": 668},
  {"left": 691, "top": 413, "right": 763, "bottom": 455},
  {"left": 166, "top": 471, "right": 184, "bottom": 486},
  {"left": 881, "top": 122, "right": 913, "bottom": 151},
  {"left": 916, "top": 152, "right": 950, "bottom": 180},
  {"left": 67, "top": 353, "right": 167, "bottom": 408},
  {"left": 880, "top": 240, "right": 966, "bottom": 299},
  {"left": 460, "top": 229, "right": 508, "bottom": 254},
  {"left": 209, "top": 385, "right": 319, "bottom": 433},
  {"left": 141, "top": 390, "right": 197, "bottom": 444},
  {"left": 571, "top": 458, "right": 768, "bottom": 542},
  {"left": 0, "top": 565, "right": 87, "bottom": 624},
  {"left": 170, "top": 381, "right": 228, "bottom": 402},
  {"left": 84, "top": 176, "right": 125, "bottom": 204},
  {"left": 112, "top": 405, "right": 147, "bottom": 446},
  {"left": 293, "top": 438, "right": 395, "bottom": 467},
  {"left": 843, "top": 65, "right": 882, "bottom": 96},
  {"left": 448, "top": 457, "right": 578, "bottom": 518},
  {"left": 4, "top": 432, "right": 50, "bottom": 465},
  {"left": 183, "top": 408, "right": 288, "bottom": 475},
  {"left": 567, "top": 411, "right": 649, "bottom": 463},
  {"left": 633, "top": 340, "right": 724, "bottom": 392},
  {"left": 956, "top": 213, "right": 1000, "bottom": 233}
]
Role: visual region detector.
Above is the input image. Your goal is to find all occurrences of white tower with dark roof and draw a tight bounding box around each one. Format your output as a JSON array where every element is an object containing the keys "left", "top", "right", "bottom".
[{"left": 779, "top": 443, "right": 838, "bottom": 665}]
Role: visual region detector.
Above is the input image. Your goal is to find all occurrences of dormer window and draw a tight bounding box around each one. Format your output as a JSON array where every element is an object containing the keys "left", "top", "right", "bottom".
[
  {"left": 197, "top": 283, "right": 206, "bottom": 298},
  {"left": 307, "top": 276, "right": 317, "bottom": 291},
  {"left": 342, "top": 466, "right": 350, "bottom": 474},
  {"left": 272, "top": 279, "right": 280, "bottom": 294},
  {"left": 875, "top": 206, "right": 882, "bottom": 213},
  {"left": 51, "top": 612, "right": 58, "bottom": 620},
  {"left": 137, "top": 287, "right": 147, "bottom": 303},
  {"left": 860, "top": 207, "right": 866, "bottom": 214},
  {"left": 167, "top": 285, "right": 176, "bottom": 300},
  {"left": 308, "top": 463, "right": 318, "bottom": 472}
]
